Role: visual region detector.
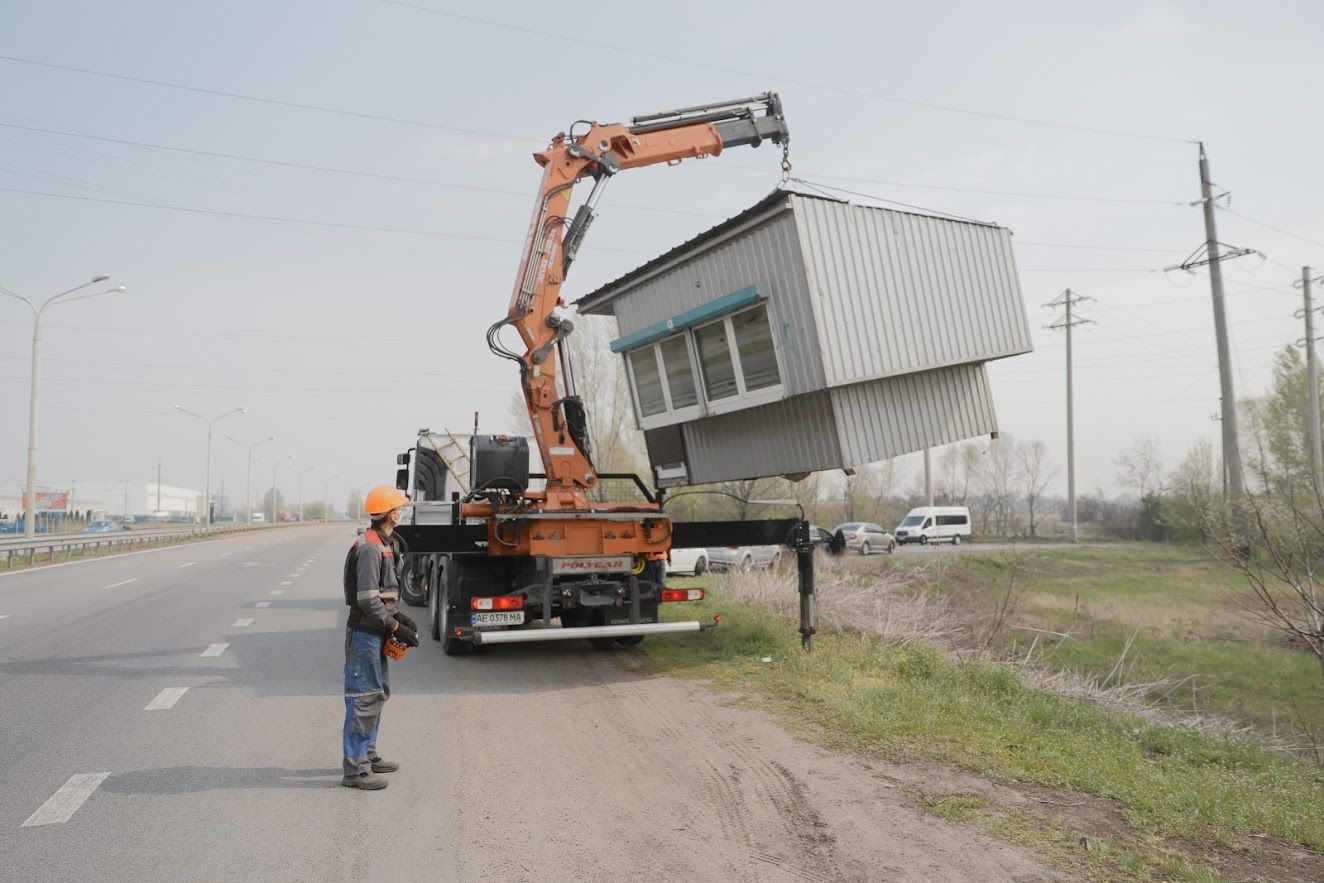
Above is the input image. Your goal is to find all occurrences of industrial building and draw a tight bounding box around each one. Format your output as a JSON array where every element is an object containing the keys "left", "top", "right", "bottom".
[
  {"left": 575, "top": 190, "right": 1033, "bottom": 486},
  {"left": 51, "top": 481, "right": 202, "bottom": 521}
]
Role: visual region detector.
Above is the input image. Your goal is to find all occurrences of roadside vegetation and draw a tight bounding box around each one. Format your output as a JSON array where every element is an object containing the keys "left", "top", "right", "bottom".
[
  {"left": 642, "top": 549, "right": 1324, "bottom": 882},
  {"left": 902, "top": 544, "right": 1324, "bottom": 751}
]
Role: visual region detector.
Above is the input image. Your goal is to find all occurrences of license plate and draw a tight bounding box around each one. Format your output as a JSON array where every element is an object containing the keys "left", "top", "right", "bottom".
[{"left": 472, "top": 611, "right": 525, "bottom": 626}]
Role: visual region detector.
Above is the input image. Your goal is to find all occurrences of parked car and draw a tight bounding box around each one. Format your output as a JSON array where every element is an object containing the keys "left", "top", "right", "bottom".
[
  {"left": 666, "top": 547, "right": 710, "bottom": 576},
  {"left": 707, "top": 544, "right": 782, "bottom": 572},
  {"left": 806, "top": 524, "right": 832, "bottom": 549},
  {"left": 84, "top": 521, "right": 121, "bottom": 534},
  {"left": 832, "top": 522, "right": 896, "bottom": 555},
  {"left": 893, "top": 506, "right": 972, "bottom": 545}
]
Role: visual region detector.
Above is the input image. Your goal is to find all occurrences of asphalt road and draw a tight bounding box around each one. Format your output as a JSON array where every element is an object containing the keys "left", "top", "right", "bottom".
[{"left": 0, "top": 525, "right": 1064, "bottom": 882}]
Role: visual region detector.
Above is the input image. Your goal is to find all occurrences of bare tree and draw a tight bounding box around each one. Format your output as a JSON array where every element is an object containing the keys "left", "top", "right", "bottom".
[
  {"left": 1115, "top": 436, "right": 1165, "bottom": 498},
  {"left": 1017, "top": 439, "right": 1059, "bottom": 538},
  {"left": 1213, "top": 494, "right": 1324, "bottom": 680},
  {"left": 973, "top": 435, "right": 1020, "bottom": 537}
]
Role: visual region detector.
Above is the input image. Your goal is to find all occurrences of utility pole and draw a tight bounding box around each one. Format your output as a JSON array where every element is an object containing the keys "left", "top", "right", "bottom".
[
  {"left": 923, "top": 448, "right": 934, "bottom": 508},
  {"left": 227, "top": 435, "right": 273, "bottom": 523},
  {"left": 175, "top": 405, "right": 246, "bottom": 524},
  {"left": 1, "top": 275, "right": 123, "bottom": 538},
  {"left": 1296, "top": 267, "right": 1324, "bottom": 491},
  {"left": 1046, "top": 289, "right": 1094, "bottom": 543},
  {"left": 1166, "top": 144, "right": 1257, "bottom": 500}
]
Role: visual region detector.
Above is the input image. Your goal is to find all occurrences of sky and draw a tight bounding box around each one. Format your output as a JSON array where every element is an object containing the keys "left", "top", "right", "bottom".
[{"left": 0, "top": 0, "right": 1321, "bottom": 512}]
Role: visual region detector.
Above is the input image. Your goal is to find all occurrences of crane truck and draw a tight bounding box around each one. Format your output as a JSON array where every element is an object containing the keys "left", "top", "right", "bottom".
[{"left": 394, "top": 94, "right": 802, "bottom": 654}]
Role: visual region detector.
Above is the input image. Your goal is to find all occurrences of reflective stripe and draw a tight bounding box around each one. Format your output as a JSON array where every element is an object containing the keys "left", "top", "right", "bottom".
[
  {"left": 356, "top": 589, "right": 381, "bottom": 601},
  {"left": 378, "top": 592, "right": 399, "bottom": 601}
]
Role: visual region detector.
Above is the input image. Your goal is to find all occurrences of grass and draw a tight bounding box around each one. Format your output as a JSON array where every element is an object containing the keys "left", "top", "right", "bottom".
[
  {"left": 893, "top": 545, "right": 1324, "bottom": 746},
  {"left": 643, "top": 574, "right": 1324, "bottom": 881}
]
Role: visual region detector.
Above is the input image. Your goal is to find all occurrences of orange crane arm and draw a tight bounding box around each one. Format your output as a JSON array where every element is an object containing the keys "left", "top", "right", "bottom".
[{"left": 491, "top": 94, "right": 789, "bottom": 511}]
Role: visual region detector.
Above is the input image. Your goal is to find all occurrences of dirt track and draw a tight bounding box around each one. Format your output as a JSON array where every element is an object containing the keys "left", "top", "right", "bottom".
[{"left": 410, "top": 641, "right": 1068, "bottom": 882}]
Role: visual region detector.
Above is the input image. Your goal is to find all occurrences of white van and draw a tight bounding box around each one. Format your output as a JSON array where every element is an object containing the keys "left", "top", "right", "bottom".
[{"left": 894, "top": 507, "right": 971, "bottom": 545}]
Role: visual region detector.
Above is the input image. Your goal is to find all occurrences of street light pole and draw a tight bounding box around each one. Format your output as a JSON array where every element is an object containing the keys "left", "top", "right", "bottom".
[
  {"left": 271, "top": 455, "right": 295, "bottom": 523},
  {"left": 298, "top": 465, "right": 316, "bottom": 523},
  {"left": 226, "top": 435, "right": 274, "bottom": 523},
  {"left": 1, "top": 275, "right": 125, "bottom": 539},
  {"left": 175, "top": 405, "right": 246, "bottom": 524}
]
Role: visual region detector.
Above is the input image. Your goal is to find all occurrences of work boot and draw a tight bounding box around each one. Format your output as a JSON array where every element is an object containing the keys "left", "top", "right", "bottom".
[
  {"left": 370, "top": 757, "right": 400, "bottom": 773},
  {"left": 341, "top": 772, "right": 389, "bottom": 790}
]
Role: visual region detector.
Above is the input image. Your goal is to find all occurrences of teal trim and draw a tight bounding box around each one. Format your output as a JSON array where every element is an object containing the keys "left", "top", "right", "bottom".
[{"left": 609, "top": 284, "right": 761, "bottom": 353}]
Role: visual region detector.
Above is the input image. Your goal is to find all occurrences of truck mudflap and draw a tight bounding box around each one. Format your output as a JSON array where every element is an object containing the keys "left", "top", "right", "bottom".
[{"left": 470, "top": 618, "right": 718, "bottom": 646}]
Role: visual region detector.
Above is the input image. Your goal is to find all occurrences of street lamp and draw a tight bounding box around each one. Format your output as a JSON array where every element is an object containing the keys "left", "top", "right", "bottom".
[
  {"left": 174, "top": 404, "right": 246, "bottom": 524},
  {"left": 271, "top": 455, "right": 295, "bottom": 523},
  {"left": 226, "top": 434, "right": 274, "bottom": 523},
  {"left": 298, "top": 465, "right": 316, "bottom": 523},
  {"left": 1, "top": 275, "right": 125, "bottom": 539},
  {"left": 323, "top": 473, "right": 341, "bottom": 523}
]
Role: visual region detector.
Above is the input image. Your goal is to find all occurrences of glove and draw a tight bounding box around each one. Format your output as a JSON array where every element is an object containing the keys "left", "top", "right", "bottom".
[
  {"left": 392, "top": 622, "right": 420, "bottom": 648},
  {"left": 395, "top": 612, "right": 417, "bottom": 632}
]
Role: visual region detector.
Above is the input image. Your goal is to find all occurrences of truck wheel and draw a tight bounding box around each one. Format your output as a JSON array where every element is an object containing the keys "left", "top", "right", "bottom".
[
  {"left": 436, "top": 568, "right": 469, "bottom": 656},
  {"left": 740, "top": 554, "right": 754, "bottom": 573},
  {"left": 919, "top": 536, "right": 928, "bottom": 546},
  {"left": 401, "top": 560, "right": 427, "bottom": 608},
  {"left": 429, "top": 570, "right": 442, "bottom": 641},
  {"left": 952, "top": 535, "right": 962, "bottom": 546},
  {"left": 694, "top": 556, "right": 707, "bottom": 575},
  {"left": 589, "top": 637, "right": 617, "bottom": 650},
  {"left": 617, "top": 635, "right": 644, "bottom": 646}
]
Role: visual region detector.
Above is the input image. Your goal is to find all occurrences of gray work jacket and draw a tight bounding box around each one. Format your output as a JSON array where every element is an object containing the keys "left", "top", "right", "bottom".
[{"left": 346, "top": 527, "right": 403, "bottom": 637}]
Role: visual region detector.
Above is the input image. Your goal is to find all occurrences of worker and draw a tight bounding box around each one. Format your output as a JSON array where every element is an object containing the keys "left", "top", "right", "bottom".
[{"left": 341, "top": 485, "right": 419, "bottom": 790}]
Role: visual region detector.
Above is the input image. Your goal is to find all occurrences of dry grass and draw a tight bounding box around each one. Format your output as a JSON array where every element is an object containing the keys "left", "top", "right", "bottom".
[{"left": 723, "top": 555, "right": 1312, "bottom": 754}]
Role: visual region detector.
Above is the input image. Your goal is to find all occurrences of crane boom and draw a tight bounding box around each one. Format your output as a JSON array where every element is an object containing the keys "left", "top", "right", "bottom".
[{"left": 492, "top": 93, "right": 789, "bottom": 513}]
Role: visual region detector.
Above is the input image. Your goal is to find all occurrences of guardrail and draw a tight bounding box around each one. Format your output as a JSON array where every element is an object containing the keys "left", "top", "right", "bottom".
[{"left": 0, "top": 523, "right": 277, "bottom": 569}]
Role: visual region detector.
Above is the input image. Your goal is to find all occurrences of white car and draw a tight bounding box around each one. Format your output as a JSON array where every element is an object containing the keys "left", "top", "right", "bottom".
[{"left": 667, "top": 547, "right": 710, "bottom": 576}]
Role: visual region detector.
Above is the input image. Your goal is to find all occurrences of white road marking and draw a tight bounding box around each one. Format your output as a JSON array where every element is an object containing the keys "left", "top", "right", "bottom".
[
  {"left": 233, "top": 618, "right": 253, "bottom": 627},
  {"left": 219, "top": 552, "right": 230, "bottom": 557},
  {"left": 144, "top": 687, "right": 190, "bottom": 711},
  {"left": 280, "top": 580, "right": 292, "bottom": 586},
  {"left": 103, "top": 578, "right": 139, "bottom": 589},
  {"left": 269, "top": 590, "right": 283, "bottom": 595},
  {"left": 22, "top": 772, "right": 111, "bottom": 827},
  {"left": 179, "top": 562, "right": 196, "bottom": 569},
  {"left": 254, "top": 601, "right": 271, "bottom": 608},
  {"left": 200, "top": 643, "right": 228, "bottom": 657},
  {"left": 0, "top": 614, "right": 10, "bottom": 621},
  {"left": 244, "top": 545, "right": 253, "bottom": 550}
]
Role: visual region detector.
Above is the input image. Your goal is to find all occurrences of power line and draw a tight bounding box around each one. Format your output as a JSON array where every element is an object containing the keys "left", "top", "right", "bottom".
[
  {"left": 1218, "top": 206, "right": 1324, "bottom": 251},
  {"left": 0, "top": 184, "right": 650, "bottom": 253},
  {"left": 0, "top": 120, "right": 717, "bottom": 219},
  {"left": 0, "top": 54, "right": 541, "bottom": 143},
  {"left": 752, "top": 165, "right": 1184, "bottom": 205},
  {"left": 374, "top": 0, "right": 1195, "bottom": 145}
]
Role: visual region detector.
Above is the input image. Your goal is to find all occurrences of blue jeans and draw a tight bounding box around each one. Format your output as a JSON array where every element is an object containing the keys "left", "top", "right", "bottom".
[{"left": 342, "top": 629, "right": 390, "bottom": 777}]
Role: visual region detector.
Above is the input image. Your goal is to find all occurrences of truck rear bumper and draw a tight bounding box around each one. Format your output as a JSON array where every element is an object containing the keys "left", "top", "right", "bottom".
[{"left": 471, "top": 619, "right": 713, "bottom": 645}]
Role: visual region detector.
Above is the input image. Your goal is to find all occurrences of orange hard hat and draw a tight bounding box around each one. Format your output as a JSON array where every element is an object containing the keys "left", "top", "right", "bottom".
[{"left": 364, "top": 485, "right": 409, "bottom": 516}]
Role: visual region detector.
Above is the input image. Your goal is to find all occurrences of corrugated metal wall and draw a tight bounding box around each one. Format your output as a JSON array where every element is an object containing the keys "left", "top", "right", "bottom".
[
  {"left": 610, "top": 201, "right": 826, "bottom": 397},
  {"left": 681, "top": 391, "right": 842, "bottom": 484},
  {"left": 791, "top": 196, "right": 1032, "bottom": 388},
  {"left": 830, "top": 364, "right": 997, "bottom": 464}
]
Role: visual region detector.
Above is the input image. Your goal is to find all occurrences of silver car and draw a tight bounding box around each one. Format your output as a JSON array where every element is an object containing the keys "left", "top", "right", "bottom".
[
  {"left": 832, "top": 522, "right": 896, "bottom": 555},
  {"left": 706, "top": 544, "right": 782, "bottom": 572}
]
